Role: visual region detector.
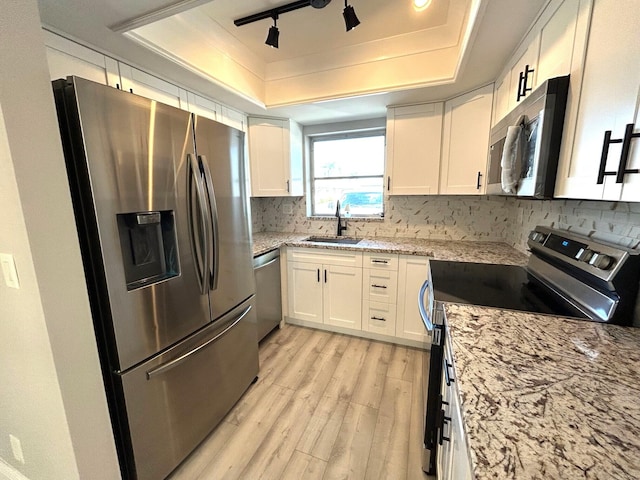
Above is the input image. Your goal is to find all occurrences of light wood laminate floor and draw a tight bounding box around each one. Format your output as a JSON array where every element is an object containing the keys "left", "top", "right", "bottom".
[{"left": 169, "top": 324, "right": 431, "bottom": 480}]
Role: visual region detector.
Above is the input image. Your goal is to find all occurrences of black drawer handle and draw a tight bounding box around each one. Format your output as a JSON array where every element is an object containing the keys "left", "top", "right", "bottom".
[
  {"left": 371, "top": 316, "right": 386, "bottom": 322},
  {"left": 444, "top": 360, "right": 455, "bottom": 386},
  {"left": 372, "top": 259, "right": 389, "bottom": 264},
  {"left": 371, "top": 284, "right": 387, "bottom": 289},
  {"left": 438, "top": 409, "right": 451, "bottom": 445}
]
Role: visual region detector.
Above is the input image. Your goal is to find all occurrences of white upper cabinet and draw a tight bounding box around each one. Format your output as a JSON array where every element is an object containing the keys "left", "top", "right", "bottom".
[
  {"left": 492, "top": 0, "right": 582, "bottom": 125},
  {"left": 555, "top": 0, "right": 640, "bottom": 201},
  {"left": 186, "top": 91, "right": 220, "bottom": 121},
  {"left": 44, "top": 31, "right": 120, "bottom": 87},
  {"left": 119, "top": 64, "right": 188, "bottom": 110},
  {"left": 386, "top": 103, "right": 444, "bottom": 195},
  {"left": 440, "top": 85, "right": 494, "bottom": 195},
  {"left": 248, "top": 116, "right": 303, "bottom": 197},
  {"left": 536, "top": 0, "right": 581, "bottom": 87}
]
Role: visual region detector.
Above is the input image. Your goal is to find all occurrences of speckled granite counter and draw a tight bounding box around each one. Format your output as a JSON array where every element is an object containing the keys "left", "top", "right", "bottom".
[
  {"left": 252, "top": 231, "right": 528, "bottom": 265},
  {"left": 445, "top": 303, "right": 640, "bottom": 480}
]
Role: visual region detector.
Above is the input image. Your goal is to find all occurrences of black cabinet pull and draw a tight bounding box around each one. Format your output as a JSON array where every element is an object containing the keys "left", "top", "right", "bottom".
[
  {"left": 372, "top": 259, "right": 389, "bottom": 264},
  {"left": 438, "top": 409, "right": 451, "bottom": 445},
  {"left": 129, "top": 88, "right": 134, "bottom": 93},
  {"left": 476, "top": 171, "right": 482, "bottom": 190},
  {"left": 444, "top": 360, "right": 455, "bottom": 386},
  {"left": 387, "top": 176, "right": 391, "bottom": 191},
  {"left": 317, "top": 268, "right": 320, "bottom": 283},
  {"left": 517, "top": 64, "right": 535, "bottom": 101},
  {"left": 597, "top": 124, "right": 640, "bottom": 184},
  {"left": 116, "top": 83, "right": 121, "bottom": 90},
  {"left": 616, "top": 123, "right": 640, "bottom": 183},
  {"left": 286, "top": 179, "right": 290, "bottom": 192},
  {"left": 324, "top": 269, "right": 327, "bottom": 283},
  {"left": 371, "top": 284, "right": 387, "bottom": 289},
  {"left": 517, "top": 71, "right": 525, "bottom": 101},
  {"left": 371, "top": 316, "right": 386, "bottom": 321}
]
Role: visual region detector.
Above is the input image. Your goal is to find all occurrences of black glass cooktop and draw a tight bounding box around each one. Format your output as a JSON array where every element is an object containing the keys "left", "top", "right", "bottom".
[{"left": 429, "top": 260, "right": 588, "bottom": 319}]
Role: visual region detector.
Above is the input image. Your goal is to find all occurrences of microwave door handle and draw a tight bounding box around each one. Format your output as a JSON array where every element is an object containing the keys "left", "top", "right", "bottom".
[
  {"left": 198, "top": 155, "right": 220, "bottom": 291},
  {"left": 418, "top": 280, "right": 434, "bottom": 331},
  {"left": 187, "top": 154, "right": 209, "bottom": 295}
]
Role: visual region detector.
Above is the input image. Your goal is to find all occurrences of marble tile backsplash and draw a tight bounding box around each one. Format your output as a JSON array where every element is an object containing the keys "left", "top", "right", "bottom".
[
  {"left": 252, "top": 195, "right": 513, "bottom": 241},
  {"left": 507, "top": 198, "right": 640, "bottom": 252},
  {"left": 252, "top": 195, "right": 640, "bottom": 253}
]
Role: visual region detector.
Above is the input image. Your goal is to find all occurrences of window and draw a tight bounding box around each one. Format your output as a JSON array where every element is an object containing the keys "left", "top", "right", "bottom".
[{"left": 310, "top": 130, "right": 385, "bottom": 217}]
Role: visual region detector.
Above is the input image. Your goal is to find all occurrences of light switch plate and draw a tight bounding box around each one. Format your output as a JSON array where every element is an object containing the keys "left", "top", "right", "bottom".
[{"left": 0, "top": 253, "right": 20, "bottom": 289}]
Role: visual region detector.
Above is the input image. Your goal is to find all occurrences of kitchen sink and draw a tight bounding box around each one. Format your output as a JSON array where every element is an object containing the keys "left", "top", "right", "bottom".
[{"left": 304, "top": 236, "right": 362, "bottom": 245}]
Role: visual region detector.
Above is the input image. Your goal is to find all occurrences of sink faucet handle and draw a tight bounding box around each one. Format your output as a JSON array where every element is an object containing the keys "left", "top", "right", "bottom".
[{"left": 335, "top": 199, "right": 341, "bottom": 217}]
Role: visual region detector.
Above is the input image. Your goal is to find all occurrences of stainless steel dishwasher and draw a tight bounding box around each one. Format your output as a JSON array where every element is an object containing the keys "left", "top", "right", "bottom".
[{"left": 253, "top": 248, "right": 282, "bottom": 341}]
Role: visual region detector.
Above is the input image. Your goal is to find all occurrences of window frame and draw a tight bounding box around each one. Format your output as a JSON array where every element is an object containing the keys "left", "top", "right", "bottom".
[{"left": 309, "top": 128, "right": 386, "bottom": 218}]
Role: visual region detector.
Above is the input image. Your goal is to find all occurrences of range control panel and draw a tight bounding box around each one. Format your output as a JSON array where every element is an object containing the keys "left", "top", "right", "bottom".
[{"left": 527, "top": 227, "right": 635, "bottom": 279}]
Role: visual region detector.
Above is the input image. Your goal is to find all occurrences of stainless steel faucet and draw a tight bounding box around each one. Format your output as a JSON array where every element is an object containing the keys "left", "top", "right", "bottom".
[{"left": 335, "top": 200, "right": 347, "bottom": 236}]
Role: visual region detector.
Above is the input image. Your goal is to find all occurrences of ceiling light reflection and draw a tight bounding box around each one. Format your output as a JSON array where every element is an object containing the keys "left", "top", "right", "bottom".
[{"left": 413, "top": 0, "right": 432, "bottom": 12}]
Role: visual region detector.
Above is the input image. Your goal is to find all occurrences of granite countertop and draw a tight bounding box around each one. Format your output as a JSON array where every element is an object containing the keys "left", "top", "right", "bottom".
[
  {"left": 252, "top": 231, "right": 528, "bottom": 265},
  {"left": 445, "top": 303, "right": 640, "bottom": 480}
]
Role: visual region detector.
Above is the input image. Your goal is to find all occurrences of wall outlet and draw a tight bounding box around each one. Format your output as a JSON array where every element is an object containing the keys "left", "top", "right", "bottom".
[
  {"left": 283, "top": 204, "right": 293, "bottom": 215},
  {"left": 0, "top": 253, "right": 20, "bottom": 289},
  {"left": 9, "top": 434, "right": 25, "bottom": 464}
]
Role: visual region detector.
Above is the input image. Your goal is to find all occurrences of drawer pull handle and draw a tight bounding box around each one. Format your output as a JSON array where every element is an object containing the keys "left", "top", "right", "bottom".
[
  {"left": 444, "top": 360, "right": 455, "bottom": 386},
  {"left": 372, "top": 259, "right": 389, "bottom": 264},
  {"left": 371, "top": 284, "right": 387, "bottom": 289},
  {"left": 371, "top": 316, "right": 386, "bottom": 322},
  {"left": 438, "top": 410, "right": 452, "bottom": 445}
]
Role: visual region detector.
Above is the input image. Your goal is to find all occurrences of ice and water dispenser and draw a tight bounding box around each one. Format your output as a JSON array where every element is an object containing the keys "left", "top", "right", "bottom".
[{"left": 117, "top": 211, "right": 179, "bottom": 290}]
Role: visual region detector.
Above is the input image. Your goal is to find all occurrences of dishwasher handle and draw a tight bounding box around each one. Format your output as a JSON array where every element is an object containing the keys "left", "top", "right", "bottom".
[{"left": 254, "top": 257, "right": 279, "bottom": 271}]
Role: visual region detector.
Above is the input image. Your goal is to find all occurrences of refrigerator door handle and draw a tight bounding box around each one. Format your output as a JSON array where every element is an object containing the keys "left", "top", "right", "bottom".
[
  {"left": 199, "top": 155, "right": 220, "bottom": 291},
  {"left": 146, "top": 305, "right": 252, "bottom": 380},
  {"left": 187, "top": 153, "right": 210, "bottom": 295}
]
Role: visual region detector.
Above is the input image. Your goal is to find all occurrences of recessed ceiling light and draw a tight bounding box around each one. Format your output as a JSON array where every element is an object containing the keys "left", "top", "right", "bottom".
[{"left": 413, "top": 0, "right": 432, "bottom": 12}]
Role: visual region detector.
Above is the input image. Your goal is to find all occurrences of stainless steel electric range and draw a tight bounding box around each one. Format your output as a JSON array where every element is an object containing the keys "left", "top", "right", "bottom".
[{"left": 419, "top": 226, "right": 640, "bottom": 477}]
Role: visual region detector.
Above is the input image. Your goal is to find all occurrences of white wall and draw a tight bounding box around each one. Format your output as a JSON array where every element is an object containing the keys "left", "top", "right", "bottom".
[{"left": 0, "top": 1, "right": 119, "bottom": 479}]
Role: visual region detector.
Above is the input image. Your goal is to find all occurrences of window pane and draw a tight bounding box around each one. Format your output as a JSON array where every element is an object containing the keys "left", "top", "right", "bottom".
[
  {"left": 313, "top": 135, "right": 385, "bottom": 178},
  {"left": 313, "top": 177, "right": 383, "bottom": 216}
]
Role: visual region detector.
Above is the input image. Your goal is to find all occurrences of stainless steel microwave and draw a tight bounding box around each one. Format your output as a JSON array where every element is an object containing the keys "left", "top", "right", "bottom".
[{"left": 486, "top": 75, "right": 569, "bottom": 198}]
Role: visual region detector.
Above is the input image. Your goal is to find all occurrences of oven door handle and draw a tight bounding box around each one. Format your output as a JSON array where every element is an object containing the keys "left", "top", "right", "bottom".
[{"left": 418, "top": 280, "right": 434, "bottom": 331}]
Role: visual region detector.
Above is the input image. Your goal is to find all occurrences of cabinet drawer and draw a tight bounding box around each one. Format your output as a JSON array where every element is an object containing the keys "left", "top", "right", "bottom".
[
  {"left": 363, "top": 268, "right": 398, "bottom": 303},
  {"left": 362, "top": 301, "right": 396, "bottom": 336},
  {"left": 363, "top": 252, "right": 398, "bottom": 270},
  {"left": 287, "top": 247, "right": 363, "bottom": 267}
]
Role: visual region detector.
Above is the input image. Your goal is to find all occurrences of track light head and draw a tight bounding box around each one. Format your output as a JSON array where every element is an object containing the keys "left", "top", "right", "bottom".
[
  {"left": 265, "top": 15, "right": 279, "bottom": 48},
  {"left": 343, "top": 2, "right": 360, "bottom": 32}
]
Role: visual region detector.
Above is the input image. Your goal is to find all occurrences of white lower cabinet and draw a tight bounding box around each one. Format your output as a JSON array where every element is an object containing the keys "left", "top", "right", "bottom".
[
  {"left": 287, "top": 260, "right": 323, "bottom": 324},
  {"left": 438, "top": 336, "right": 473, "bottom": 480},
  {"left": 362, "top": 301, "right": 396, "bottom": 336},
  {"left": 396, "top": 255, "right": 431, "bottom": 342},
  {"left": 286, "top": 248, "right": 428, "bottom": 347},
  {"left": 323, "top": 265, "right": 363, "bottom": 330},
  {"left": 286, "top": 248, "right": 362, "bottom": 331}
]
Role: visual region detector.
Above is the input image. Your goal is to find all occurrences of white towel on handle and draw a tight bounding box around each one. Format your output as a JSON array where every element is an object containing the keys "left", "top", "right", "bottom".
[{"left": 501, "top": 115, "right": 526, "bottom": 194}]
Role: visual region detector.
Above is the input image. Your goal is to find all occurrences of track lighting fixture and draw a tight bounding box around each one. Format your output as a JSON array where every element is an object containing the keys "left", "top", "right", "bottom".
[
  {"left": 343, "top": 1, "right": 360, "bottom": 32},
  {"left": 234, "top": 0, "right": 362, "bottom": 48},
  {"left": 265, "top": 15, "right": 280, "bottom": 48}
]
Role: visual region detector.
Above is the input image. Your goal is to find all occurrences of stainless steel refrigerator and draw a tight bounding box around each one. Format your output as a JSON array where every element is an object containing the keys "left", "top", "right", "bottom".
[{"left": 53, "top": 76, "right": 259, "bottom": 480}]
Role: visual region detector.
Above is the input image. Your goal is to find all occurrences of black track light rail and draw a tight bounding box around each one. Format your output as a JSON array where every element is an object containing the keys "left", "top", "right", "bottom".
[{"left": 234, "top": 1, "right": 313, "bottom": 27}]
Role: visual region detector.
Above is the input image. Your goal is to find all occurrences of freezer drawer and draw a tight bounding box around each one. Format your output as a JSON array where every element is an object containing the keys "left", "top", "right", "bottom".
[{"left": 117, "top": 298, "right": 259, "bottom": 480}]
